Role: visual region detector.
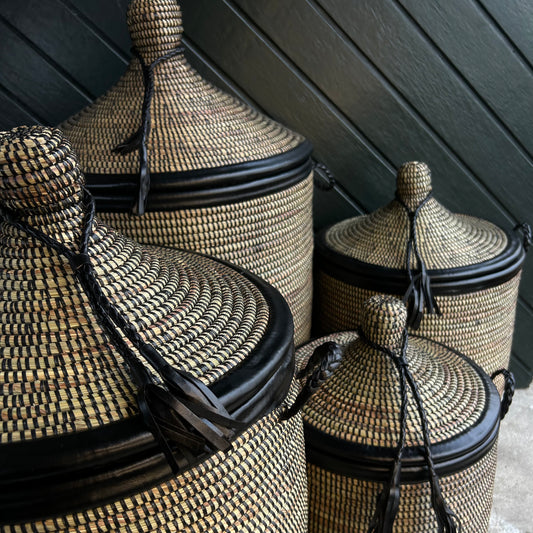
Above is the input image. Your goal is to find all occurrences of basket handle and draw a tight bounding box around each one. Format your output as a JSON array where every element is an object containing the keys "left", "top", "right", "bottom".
[
  {"left": 280, "top": 341, "right": 342, "bottom": 421},
  {"left": 491, "top": 368, "right": 515, "bottom": 420},
  {"left": 514, "top": 222, "right": 532, "bottom": 252}
]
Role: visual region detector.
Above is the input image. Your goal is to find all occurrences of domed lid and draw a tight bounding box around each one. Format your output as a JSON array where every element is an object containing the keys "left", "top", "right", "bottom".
[
  {"left": 318, "top": 162, "right": 528, "bottom": 325},
  {"left": 299, "top": 295, "right": 503, "bottom": 473},
  {"left": 59, "top": 0, "right": 310, "bottom": 214},
  {"left": 298, "top": 294, "right": 509, "bottom": 530},
  {"left": 0, "top": 127, "right": 294, "bottom": 514}
]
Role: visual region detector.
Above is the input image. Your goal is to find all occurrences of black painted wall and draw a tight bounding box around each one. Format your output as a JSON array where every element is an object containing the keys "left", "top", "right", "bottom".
[{"left": 1, "top": 0, "right": 532, "bottom": 385}]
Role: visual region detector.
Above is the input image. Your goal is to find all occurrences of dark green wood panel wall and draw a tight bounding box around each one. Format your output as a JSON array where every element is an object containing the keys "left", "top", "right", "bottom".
[{"left": 0, "top": 0, "right": 532, "bottom": 385}]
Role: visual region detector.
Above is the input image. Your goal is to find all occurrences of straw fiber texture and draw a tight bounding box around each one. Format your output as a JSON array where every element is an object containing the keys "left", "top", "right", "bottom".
[
  {"left": 99, "top": 173, "right": 314, "bottom": 346},
  {"left": 59, "top": 0, "right": 304, "bottom": 174},
  {"left": 60, "top": 0, "right": 314, "bottom": 346},
  {"left": 0, "top": 127, "right": 271, "bottom": 442},
  {"left": 3, "top": 380, "right": 308, "bottom": 533},
  {"left": 316, "top": 271, "right": 521, "bottom": 377},
  {"left": 315, "top": 161, "right": 522, "bottom": 375},
  {"left": 297, "top": 296, "right": 499, "bottom": 533},
  {"left": 299, "top": 317, "right": 487, "bottom": 449},
  {"left": 324, "top": 162, "right": 508, "bottom": 270},
  {"left": 306, "top": 445, "right": 497, "bottom": 533},
  {"left": 0, "top": 126, "right": 309, "bottom": 532}
]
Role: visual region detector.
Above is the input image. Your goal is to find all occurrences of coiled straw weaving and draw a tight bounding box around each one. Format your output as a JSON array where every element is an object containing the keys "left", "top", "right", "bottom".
[
  {"left": 299, "top": 295, "right": 510, "bottom": 533},
  {"left": 60, "top": 0, "right": 314, "bottom": 346},
  {"left": 315, "top": 161, "right": 528, "bottom": 376},
  {"left": 0, "top": 126, "right": 308, "bottom": 532}
]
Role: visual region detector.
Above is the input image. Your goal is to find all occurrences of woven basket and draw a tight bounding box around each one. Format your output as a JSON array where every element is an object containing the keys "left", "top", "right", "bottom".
[
  {"left": 0, "top": 126, "right": 311, "bottom": 532},
  {"left": 59, "top": 0, "right": 314, "bottom": 347},
  {"left": 315, "top": 161, "right": 529, "bottom": 376},
  {"left": 298, "top": 295, "right": 514, "bottom": 533}
]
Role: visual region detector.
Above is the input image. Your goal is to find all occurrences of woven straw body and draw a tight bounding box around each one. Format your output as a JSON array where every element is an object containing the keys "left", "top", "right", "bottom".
[
  {"left": 0, "top": 126, "right": 308, "bottom": 532},
  {"left": 298, "top": 297, "right": 507, "bottom": 533},
  {"left": 315, "top": 161, "right": 527, "bottom": 376},
  {"left": 4, "top": 383, "right": 307, "bottom": 533},
  {"left": 59, "top": 0, "right": 314, "bottom": 346}
]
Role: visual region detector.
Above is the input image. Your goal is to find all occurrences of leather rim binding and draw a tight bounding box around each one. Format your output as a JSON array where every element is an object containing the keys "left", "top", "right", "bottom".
[
  {"left": 304, "top": 342, "right": 501, "bottom": 483},
  {"left": 315, "top": 227, "right": 526, "bottom": 295},
  {"left": 0, "top": 261, "right": 295, "bottom": 524},
  {"left": 85, "top": 141, "right": 313, "bottom": 211}
]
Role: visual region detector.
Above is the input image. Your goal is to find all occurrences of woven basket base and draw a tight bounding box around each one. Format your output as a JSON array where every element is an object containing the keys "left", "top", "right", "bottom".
[
  {"left": 3, "top": 382, "right": 307, "bottom": 533},
  {"left": 307, "top": 442, "right": 497, "bottom": 533}
]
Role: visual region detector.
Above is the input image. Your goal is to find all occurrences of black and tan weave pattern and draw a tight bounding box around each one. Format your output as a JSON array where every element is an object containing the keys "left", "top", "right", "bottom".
[
  {"left": 306, "top": 446, "right": 497, "bottom": 533},
  {"left": 315, "top": 161, "right": 526, "bottom": 375},
  {"left": 0, "top": 127, "right": 269, "bottom": 442},
  {"left": 298, "top": 295, "right": 504, "bottom": 533},
  {"left": 60, "top": 0, "right": 304, "bottom": 174},
  {"left": 4, "top": 381, "right": 308, "bottom": 533},
  {"left": 99, "top": 175, "right": 313, "bottom": 346},
  {"left": 299, "top": 310, "right": 486, "bottom": 449},
  {"left": 0, "top": 126, "right": 308, "bottom": 532},
  {"left": 60, "top": 0, "right": 314, "bottom": 346},
  {"left": 316, "top": 272, "right": 521, "bottom": 378}
]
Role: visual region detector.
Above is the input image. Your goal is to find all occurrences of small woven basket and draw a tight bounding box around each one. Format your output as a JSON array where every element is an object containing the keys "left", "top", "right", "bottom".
[
  {"left": 315, "top": 161, "right": 529, "bottom": 376},
  {"left": 59, "top": 0, "right": 314, "bottom": 346},
  {"left": 298, "top": 295, "right": 514, "bottom": 533},
  {"left": 0, "top": 126, "right": 310, "bottom": 532}
]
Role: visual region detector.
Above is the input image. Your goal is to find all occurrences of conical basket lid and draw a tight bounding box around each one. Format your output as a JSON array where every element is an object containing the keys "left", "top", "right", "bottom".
[
  {"left": 60, "top": 0, "right": 305, "bottom": 179},
  {"left": 321, "top": 161, "right": 511, "bottom": 271},
  {"left": 0, "top": 126, "right": 293, "bottom": 460},
  {"left": 298, "top": 295, "right": 501, "bottom": 476}
]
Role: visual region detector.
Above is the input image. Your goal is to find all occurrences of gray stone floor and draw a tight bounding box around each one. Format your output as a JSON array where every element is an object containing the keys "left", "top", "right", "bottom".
[{"left": 489, "top": 383, "right": 533, "bottom": 533}]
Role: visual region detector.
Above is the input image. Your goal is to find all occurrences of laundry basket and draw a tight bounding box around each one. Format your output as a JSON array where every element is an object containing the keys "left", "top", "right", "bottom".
[{"left": 60, "top": 0, "right": 314, "bottom": 346}]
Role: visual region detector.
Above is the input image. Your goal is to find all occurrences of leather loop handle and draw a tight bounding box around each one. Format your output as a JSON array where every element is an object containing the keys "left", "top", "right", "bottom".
[
  {"left": 280, "top": 341, "right": 342, "bottom": 421},
  {"left": 491, "top": 368, "right": 515, "bottom": 420},
  {"left": 514, "top": 222, "right": 532, "bottom": 252}
]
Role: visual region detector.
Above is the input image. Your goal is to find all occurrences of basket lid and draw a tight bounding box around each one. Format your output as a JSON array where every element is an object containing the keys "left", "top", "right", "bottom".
[
  {"left": 0, "top": 126, "right": 294, "bottom": 518},
  {"left": 317, "top": 161, "right": 528, "bottom": 327},
  {"left": 59, "top": 0, "right": 310, "bottom": 214},
  {"left": 299, "top": 295, "right": 504, "bottom": 481}
]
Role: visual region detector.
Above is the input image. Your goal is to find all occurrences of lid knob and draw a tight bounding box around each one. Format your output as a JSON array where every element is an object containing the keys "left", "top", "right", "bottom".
[
  {"left": 0, "top": 126, "right": 85, "bottom": 247},
  {"left": 127, "top": 0, "right": 183, "bottom": 63},
  {"left": 361, "top": 295, "right": 407, "bottom": 351},
  {"left": 396, "top": 161, "right": 432, "bottom": 210}
]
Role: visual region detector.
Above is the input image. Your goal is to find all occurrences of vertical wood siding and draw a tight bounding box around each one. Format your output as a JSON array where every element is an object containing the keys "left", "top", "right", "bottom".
[{"left": 0, "top": 0, "right": 532, "bottom": 385}]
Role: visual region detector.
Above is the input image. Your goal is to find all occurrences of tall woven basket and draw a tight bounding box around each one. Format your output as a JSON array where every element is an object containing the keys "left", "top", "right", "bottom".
[
  {"left": 315, "top": 161, "right": 529, "bottom": 377},
  {"left": 0, "top": 126, "right": 322, "bottom": 532},
  {"left": 298, "top": 295, "right": 514, "bottom": 533},
  {"left": 59, "top": 0, "right": 314, "bottom": 347}
]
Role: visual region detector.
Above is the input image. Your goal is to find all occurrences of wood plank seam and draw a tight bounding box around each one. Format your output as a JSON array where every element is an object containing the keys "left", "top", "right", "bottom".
[
  {"left": 0, "top": 14, "right": 95, "bottom": 102},
  {"left": 59, "top": 0, "right": 131, "bottom": 62},
  {"left": 218, "top": 0, "right": 398, "bottom": 175},
  {"left": 393, "top": 0, "right": 533, "bottom": 162},
  {"left": 0, "top": 82, "right": 45, "bottom": 125}
]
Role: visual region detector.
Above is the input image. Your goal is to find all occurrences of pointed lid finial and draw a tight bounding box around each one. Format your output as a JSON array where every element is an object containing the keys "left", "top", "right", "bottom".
[
  {"left": 360, "top": 295, "right": 407, "bottom": 352},
  {"left": 0, "top": 126, "right": 84, "bottom": 248},
  {"left": 395, "top": 161, "right": 433, "bottom": 210},
  {"left": 127, "top": 0, "right": 183, "bottom": 63}
]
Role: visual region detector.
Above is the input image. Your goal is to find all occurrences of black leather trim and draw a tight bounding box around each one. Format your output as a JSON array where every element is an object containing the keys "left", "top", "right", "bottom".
[
  {"left": 316, "top": 227, "right": 526, "bottom": 295},
  {"left": 305, "top": 343, "right": 501, "bottom": 482},
  {"left": 0, "top": 257, "right": 295, "bottom": 524},
  {"left": 85, "top": 141, "right": 313, "bottom": 211}
]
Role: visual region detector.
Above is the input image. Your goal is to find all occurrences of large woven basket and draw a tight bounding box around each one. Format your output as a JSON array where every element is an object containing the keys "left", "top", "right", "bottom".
[
  {"left": 298, "top": 295, "right": 514, "bottom": 533},
  {"left": 0, "top": 126, "right": 311, "bottom": 532},
  {"left": 315, "top": 161, "right": 529, "bottom": 376},
  {"left": 59, "top": 0, "right": 314, "bottom": 347}
]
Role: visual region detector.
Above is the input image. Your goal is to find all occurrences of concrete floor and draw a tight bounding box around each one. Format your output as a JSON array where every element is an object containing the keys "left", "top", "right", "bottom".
[{"left": 489, "top": 383, "right": 533, "bottom": 533}]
